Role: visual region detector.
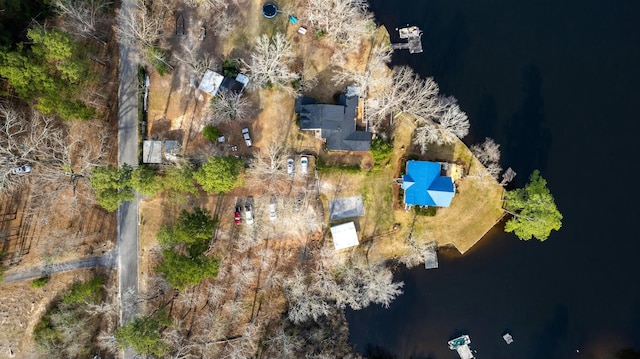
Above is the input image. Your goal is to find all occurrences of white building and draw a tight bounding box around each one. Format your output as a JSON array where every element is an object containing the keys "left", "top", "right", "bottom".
[{"left": 330, "top": 222, "right": 359, "bottom": 251}]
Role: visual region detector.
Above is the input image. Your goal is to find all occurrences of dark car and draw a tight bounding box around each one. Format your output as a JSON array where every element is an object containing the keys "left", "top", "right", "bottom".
[{"left": 234, "top": 207, "right": 242, "bottom": 225}]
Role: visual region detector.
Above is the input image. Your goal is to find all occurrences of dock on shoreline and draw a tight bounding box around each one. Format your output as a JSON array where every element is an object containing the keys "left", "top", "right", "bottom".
[{"left": 391, "top": 25, "right": 423, "bottom": 54}]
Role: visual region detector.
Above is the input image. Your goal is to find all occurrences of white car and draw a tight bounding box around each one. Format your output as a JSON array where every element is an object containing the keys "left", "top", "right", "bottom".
[
  {"left": 300, "top": 156, "right": 308, "bottom": 174},
  {"left": 244, "top": 204, "right": 254, "bottom": 224},
  {"left": 11, "top": 165, "right": 31, "bottom": 175},
  {"left": 269, "top": 203, "right": 277, "bottom": 221},
  {"left": 241, "top": 128, "right": 252, "bottom": 147},
  {"left": 287, "top": 158, "right": 294, "bottom": 174}
]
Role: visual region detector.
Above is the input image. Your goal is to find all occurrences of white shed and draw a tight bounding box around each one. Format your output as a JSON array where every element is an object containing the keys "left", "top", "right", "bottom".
[
  {"left": 330, "top": 222, "right": 359, "bottom": 251},
  {"left": 198, "top": 69, "right": 224, "bottom": 96}
]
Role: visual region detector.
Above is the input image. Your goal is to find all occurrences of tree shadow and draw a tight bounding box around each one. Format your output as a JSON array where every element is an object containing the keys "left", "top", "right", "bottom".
[
  {"left": 503, "top": 66, "right": 551, "bottom": 182},
  {"left": 365, "top": 344, "right": 398, "bottom": 359},
  {"left": 470, "top": 93, "right": 499, "bottom": 144},
  {"left": 532, "top": 304, "right": 569, "bottom": 359}
]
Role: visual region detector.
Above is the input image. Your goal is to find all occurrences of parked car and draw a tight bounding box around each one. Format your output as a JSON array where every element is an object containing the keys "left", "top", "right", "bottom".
[
  {"left": 244, "top": 204, "right": 254, "bottom": 224},
  {"left": 300, "top": 156, "right": 308, "bottom": 174},
  {"left": 269, "top": 203, "right": 277, "bottom": 221},
  {"left": 241, "top": 128, "right": 252, "bottom": 147},
  {"left": 287, "top": 158, "right": 294, "bottom": 174},
  {"left": 10, "top": 165, "right": 31, "bottom": 175},
  {"left": 234, "top": 207, "right": 242, "bottom": 225}
]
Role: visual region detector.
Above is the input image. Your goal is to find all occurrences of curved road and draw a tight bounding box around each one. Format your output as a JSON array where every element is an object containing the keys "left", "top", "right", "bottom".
[{"left": 1, "top": 251, "right": 116, "bottom": 284}]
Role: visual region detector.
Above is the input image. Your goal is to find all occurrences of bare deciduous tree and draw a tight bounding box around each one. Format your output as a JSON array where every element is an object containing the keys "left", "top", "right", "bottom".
[
  {"left": 413, "top": 98, "right": 470, "bottom": 153},
  {"left": 284, "top": 269, "right": 331, "bottom": 324},
  {"left": 51, "top": 0, "right": 113, "bottom": 42},
  {"left": 163, "top": 325, "right": 203, "bottom": 359},
  {"left": 173, "top": 44, "right": 216, "bottom": 79},
  {"left": 471, "top": 137, "right": 501, "bottom": 165},
  {"left": 303, "top": 0, "right": 375, "bottom": 49},
  {"left": 209, "top": 89, "right": 254, "bottom": 124},
  {"left": 331, "top": 44, "right": 392, "bottom": 98},
  {"left": 0, "top": 105, "right": 65, "bottom": 191},
  {"left": 97, "top": 331, "right": 119, "bottom": 353},
  {"left": 185, "top": 0, "right": 227, "bottom": 11},
  {"left": 244, "top": 33, "right": 298, "bottom": 93},
  {"left": 265, "top": 324, "right": 304, "bottom": 359},
  {"left": 470, "top": 137, "right": 503, "bottom": 180},
  {"left": 398, "top": 238, "right": 436, "bottom": 269},
  {"left": 115, "top": 0, "right": 165, "bottom": 63},
  {"left": 336, "top": 260, "right": 404, "bottom": 310},
  {"left": 246, "top": 141, "right": 290, "bottom": 191},
  {"left": 365, "top": 66, "right": 439, "bottom": 127}
]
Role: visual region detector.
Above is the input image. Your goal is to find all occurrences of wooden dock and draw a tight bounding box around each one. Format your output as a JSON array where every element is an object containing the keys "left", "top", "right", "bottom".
[{"left": 391, "top": 25, "right": 423, "bottom": 54}]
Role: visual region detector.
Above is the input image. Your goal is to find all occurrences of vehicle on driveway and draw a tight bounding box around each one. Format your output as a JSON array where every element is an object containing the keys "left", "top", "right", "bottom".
[
  {"left": 300, "top": 156, "right": 308, "bottom": 174},
  {"left": 241, "top": 128, "right": 252, "bottom": 147},
  {"left": 10, "top": 165, "right": 31, "bottom": 175},
  {"left": 234, "top": 207, "right": 242, "bottom": 225},
  {"left": 287, "top": 158, "right": 294, "bottom": 174},
  {"left": 244, "top": 204, "right": 254, "bottom": 224},
  {"left": 269, "top": 203, "right": 277, "bottom": 221}
]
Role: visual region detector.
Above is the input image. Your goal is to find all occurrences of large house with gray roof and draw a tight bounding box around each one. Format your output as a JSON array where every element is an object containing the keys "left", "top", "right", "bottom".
[{"left": 295, "top": 92, "right": 372, "bottom": 151}]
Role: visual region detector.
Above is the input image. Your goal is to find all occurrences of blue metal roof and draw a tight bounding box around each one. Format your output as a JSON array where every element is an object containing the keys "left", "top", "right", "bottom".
[{"left": 403, "top": 160, "right": 455, "bottom": 207}]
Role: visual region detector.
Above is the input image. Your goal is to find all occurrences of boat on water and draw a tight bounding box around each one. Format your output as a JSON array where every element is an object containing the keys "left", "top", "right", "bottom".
[{"left": 448, "top": 335, "right": 475, "bottom": 359}]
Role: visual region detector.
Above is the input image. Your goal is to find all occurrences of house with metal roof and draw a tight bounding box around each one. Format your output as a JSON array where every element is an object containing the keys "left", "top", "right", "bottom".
[
  {"left": 330, "top": 222, "right": 360, "bottom": 250},
  {"left": 198, "top": 70, "right": 249, "bottom": 96},
  {"left": 295, "top": 92, "right": 371, "bottom": 151},
  {"left": 402, "top": 160, "right": 455, "bottom": 208}
]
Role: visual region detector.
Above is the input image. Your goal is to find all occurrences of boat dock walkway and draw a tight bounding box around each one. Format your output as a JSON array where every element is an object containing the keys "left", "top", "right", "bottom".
[{"left": 391, "top": 25, "right": 423, "bottom": 54}]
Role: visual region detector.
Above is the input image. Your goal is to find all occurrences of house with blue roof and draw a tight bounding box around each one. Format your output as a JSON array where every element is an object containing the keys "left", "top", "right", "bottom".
[{"left": 401, "top": 160, "right": 455, "bottom": 208}]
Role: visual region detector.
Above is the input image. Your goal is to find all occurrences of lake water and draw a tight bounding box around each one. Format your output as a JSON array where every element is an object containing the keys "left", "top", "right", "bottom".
[{"left": 346, "top": 1, "right": 640, "bottom": 358}]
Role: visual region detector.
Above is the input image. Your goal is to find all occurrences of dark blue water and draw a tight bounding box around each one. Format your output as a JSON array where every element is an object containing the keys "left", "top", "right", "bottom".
[{"left": 346, "top": 1, "right": 640, "bottom": 358}]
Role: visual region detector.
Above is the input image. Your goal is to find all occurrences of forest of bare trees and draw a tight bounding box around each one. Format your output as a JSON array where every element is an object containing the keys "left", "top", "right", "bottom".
[{"left": 51, "top": 0, "right": 113, "bottom": 42}]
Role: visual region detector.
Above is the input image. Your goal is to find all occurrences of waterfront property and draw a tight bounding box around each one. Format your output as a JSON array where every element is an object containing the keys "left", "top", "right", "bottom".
[
  {"left": 448, "top": 335, "right": 475, "bottom": 359},
  {"left": 401, "top": 160, "right": 455, "bottom": 208},
  {"left": 295, "top": 90, "right": 372, "bottom": 151}
]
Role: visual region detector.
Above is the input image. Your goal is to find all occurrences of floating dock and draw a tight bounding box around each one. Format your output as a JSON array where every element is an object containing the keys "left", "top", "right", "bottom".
[
  {"left": 391, "top": 25, "right": 423, "bottom": 54},
  {"left": 448, "top": 335, "right": 475, "bottom": 359}
]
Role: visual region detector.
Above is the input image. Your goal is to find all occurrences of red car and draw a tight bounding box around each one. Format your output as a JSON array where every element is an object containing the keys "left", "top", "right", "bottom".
[{"left": 234, "top": 207, "right": 242, "bottom": 225}]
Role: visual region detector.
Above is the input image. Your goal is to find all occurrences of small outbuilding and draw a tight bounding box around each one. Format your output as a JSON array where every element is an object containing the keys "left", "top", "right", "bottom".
[
  {"left": 330, "top": 222, "right": 359, "bottom": 251},
  {"left": 142, "top": 140, "right": 163, "bottom": 164},
  {"left": 164, "top": 140, "right": 181, "bottom": 161},
  {"left": 329, "top": 195, "right": 365, "bottom": 220},
  {"left": 198, "top": 69, "right": 225, "bottom": 96}
]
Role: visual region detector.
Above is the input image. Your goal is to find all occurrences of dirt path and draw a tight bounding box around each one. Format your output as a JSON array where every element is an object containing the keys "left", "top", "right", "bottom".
[{"left": 1, "top": 251, "right": 116, "bottom": 285}]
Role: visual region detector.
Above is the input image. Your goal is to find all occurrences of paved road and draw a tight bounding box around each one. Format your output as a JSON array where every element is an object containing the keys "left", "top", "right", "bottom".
[
  {"left": 116, "top": 1, "right": 140, "bottom": 358},
  {"left": 1, "top": 251, "right": 116, "bottom": 284}
]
